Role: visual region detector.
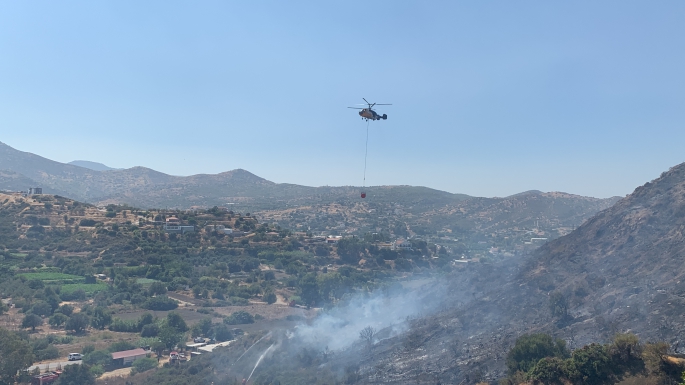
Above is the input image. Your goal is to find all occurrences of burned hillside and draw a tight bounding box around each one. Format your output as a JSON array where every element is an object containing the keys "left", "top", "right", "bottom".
[{"left": 221, "top": 161, "right": 685, "bottom": 384}]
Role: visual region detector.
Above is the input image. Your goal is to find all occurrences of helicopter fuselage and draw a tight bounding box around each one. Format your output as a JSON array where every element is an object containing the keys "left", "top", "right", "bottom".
[{"left": 359, "top": 108, "right": 387, "bottom": 121}]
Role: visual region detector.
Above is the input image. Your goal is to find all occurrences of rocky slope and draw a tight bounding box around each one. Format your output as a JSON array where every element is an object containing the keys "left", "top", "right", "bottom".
[{"left": 347, "top": 162, "right": 685, "bottom": 384}]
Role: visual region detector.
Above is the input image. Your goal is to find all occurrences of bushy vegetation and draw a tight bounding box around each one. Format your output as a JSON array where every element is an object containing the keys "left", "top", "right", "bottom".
[
  {"left": 131, "top": 357, "right": 158, "bottom": 375},
  {"left": 223, "top": 311, "right": 254, "bottom": 325},
  {"left": 501, "top": 333, "right": 684, "bottom": 385}
]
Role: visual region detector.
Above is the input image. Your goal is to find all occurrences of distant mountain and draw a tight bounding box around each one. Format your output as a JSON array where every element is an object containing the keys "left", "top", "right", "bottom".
[
  {"left": 506, "top": 189, "right": 544, "bottom": 198},
  {"left": 0, "top": 141, "right": 472, "bottom": 210},
  {"left": 0, "top": 141, "right": 615, "bottom": 232},
  {"left": 68, "top": 160, "right": 120, "bottom": 171}
]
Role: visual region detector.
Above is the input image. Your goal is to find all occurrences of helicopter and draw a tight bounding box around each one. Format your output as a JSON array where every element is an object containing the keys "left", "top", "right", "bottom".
[{"left": 348, "top": 98, "right": 391, "bottom": 121}]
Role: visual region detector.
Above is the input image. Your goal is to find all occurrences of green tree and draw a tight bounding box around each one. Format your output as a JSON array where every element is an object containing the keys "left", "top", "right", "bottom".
[
  {"left": 83, "top": 350, "right": 111, "bottom": 367},
  {"left": 90, "top": 307, "right": 112, "bottom": 330},
  {"left": 136, "top": 312, "right": 155, "bottom": 330},
  {"left": 65, "top": 313, "right": 90, "bottom": 333},
  {"left": 212, "top": 324, "right": 233, "bottom": 342},
  {"left": 565, "top": 343, "right": 612, "bottom": 385},
  {"left": 89, "top": 365, "right": 104, "bottom": 378},
  {"left": 527, "top": 357, "right": 566, "bottom": 385},
  {"left": 55, "top": 361, "right": 95, "bottom": 385},
  {"left": 49, "top": 313, "right": 69, "bottom": 328},
  {"left": 29, "top": 302, "right": 52, "bottom": 318},
  {"left": 223, "top": 311, "right": 254, "bottom": 325},
  {"left": 608, "top": 333, "right": 644, "bottom": 375},
  {"left": 22, "top": 314, "right": 43, "bottom": 331},
  {"left": 0, "top": 328, "right": 35, "bottom": 385},
  {"left": 506, "top": 333, "right": 569, "bottom": 374},
  {"left": 56, "top": 304, "right": 74, "bottom": 316},
  {"left": 140, "top": 324, "right": 159, "bottom": 337},
  {"left": 317, "top": 272, "right": 344, "bottom": 301},
  {"left": 192, "top": 317, "right": 212, "bottom": 337},
  {"left": 264, "top": 291, "right": 277, "bottom": 305},
  {"left": 165, "top": 311, "right": 188, "bottom": 332},
  {"left": 131, "top": 357, "right": 157, "bottom": 375},
  {"left": 148, "top": 281, "right": 167, "bottom": 296},
  {"left": 108, "top": 340, "right": 135, "bottom": 353},
  {"left": 151, "top": 341, "right": 166, "bottom": 357},
  {"left": 336, "top": 238, "right": 365, "bottom": 264},
  {"left": 142, "top": 296, "right": 178, "bottom": 311},
  {"left": 299, "top": 273, "right": 321, "bottom": 306},
  {"left": 158, "top": 325, "right": 183, "bottom": 350}
]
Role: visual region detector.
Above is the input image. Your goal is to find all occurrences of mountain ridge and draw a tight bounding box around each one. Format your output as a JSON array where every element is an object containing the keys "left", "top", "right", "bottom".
[
  {"left": 0, "top": 141, "right": 612, "bottom": 211},
  {"left": 67, "top": 160, "right": 120, "bottom": 171}
]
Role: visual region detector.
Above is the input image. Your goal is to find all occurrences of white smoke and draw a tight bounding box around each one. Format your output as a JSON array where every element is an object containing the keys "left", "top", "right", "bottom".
[{"left": 293, "top": 281, "right": 445, "bottom": 351}]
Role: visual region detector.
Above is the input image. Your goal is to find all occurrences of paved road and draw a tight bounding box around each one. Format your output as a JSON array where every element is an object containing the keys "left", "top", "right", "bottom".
[{"left": 28, "top": 360, "right": 81, "bottom": 372}]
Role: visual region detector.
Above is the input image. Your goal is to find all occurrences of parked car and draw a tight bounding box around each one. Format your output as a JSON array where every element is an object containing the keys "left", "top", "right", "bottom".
[
  {"left": 193, "top": 337, "right": 205, "bottom": 343},
  {"left": 67, "top": 353, "right": 82, "bottom": 361}
]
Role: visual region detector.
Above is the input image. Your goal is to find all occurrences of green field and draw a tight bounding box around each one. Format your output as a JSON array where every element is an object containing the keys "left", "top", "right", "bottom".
[
  {"left": 18, "top": 272, "right": 85, "bottom": 283},
  {"left": 60, "top": 283, "right": 108, "bottom": 294},
  {"left": 135, "top": 278, "right": 159, "bottom": 285}
]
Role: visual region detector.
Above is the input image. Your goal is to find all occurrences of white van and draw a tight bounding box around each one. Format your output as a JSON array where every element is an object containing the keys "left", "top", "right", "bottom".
[{"left": 68, "top": 353, "right": 82, "bottom": 361}]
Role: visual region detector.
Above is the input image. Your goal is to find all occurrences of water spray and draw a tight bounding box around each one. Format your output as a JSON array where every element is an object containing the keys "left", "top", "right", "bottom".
[
  {"left": 230, "top": 331, "right": 272, "bottom": 369},
  {"left": 247, "top": 343, "right": 277, "bottom": 382}
]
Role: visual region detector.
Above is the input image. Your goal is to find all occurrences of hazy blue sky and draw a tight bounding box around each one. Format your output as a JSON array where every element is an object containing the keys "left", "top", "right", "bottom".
[{"left": 1, "top": 1, "right": 684, "bottom": 198}]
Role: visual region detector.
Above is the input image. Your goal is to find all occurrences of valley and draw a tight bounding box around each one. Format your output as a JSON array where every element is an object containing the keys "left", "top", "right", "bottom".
[{"left": 2, "top": 146, "right": 685, "bottom": 385}]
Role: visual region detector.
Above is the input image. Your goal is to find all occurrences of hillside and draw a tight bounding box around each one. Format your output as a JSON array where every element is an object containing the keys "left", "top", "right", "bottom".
[
  {"left": 0, "top": 141, "right": 620, "bottom": 261},
  {"left": 526, "top": 163, "right": 685, "bottom": 343},
  {"left": 283, "top": 162, "right": 685, "bottom": 384}
]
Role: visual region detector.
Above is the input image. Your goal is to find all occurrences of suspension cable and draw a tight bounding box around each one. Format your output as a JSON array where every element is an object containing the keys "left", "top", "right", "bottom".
[{"left": 363, "top": 119, "right": 370, "bottom": 188}]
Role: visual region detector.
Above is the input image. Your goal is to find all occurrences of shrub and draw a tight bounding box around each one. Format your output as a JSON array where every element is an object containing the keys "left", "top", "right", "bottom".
[
  {"left": 108, "top": 340, "right": 135, "bottom": 353},
  {"left": 565, "top": 343, "right": 612, "bottom": 385},
  {"left": 131, "top": 357, "right": 157, "bottom": 375},
  {"left": 49, "top": 313, "right": 69, "bottom": 328},
  {"left": 55, "top": 361, "right": 95, "bottom": 385},
  {"left": 33, "top": 344, "right": 59, "bottom": 360},
  {"left": 109, "top": 318, "right": 138, "bottom": 333},
  {"left": 89, "top": 365, "right": 105, "bottom": 378},
  {"left": 141, "top": 296, "right": 178, "bottom": 311},
  {"left": 22, "top": 314, "right": 43, "bottom": 331},
  {"left": 506, "top": 333, "right": 569, "bottom": 374},
  {"left": 223, "top": 311, "right": 254, "bottom": 325},
  {"left": 65, "top": 313, "right": 90, "bottom": 333},
  {"left": 82, "top": 344, "right": 95, "bottom": 355},
  {"left": 79, "top": 219, "right": 97, "bottom": 227},
  {"left": 264, "top": 291, "right": 277, "bottom": 304},
  {"left": 141, "top": 324, "right": 159, "bottom": 337},
  {"left": 527, "top": 357, "right": 566, "bottom": 385},
  {"left": 212, "top": 324, "right": 233, "bottom": 342},
  {"left": 83, "top": 350, "right": 111, "bottom": 366}
]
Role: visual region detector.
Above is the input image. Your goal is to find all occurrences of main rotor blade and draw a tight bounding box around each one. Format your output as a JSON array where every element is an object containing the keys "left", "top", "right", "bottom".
[
  {"left": 348, "top": 107, "right": 364, "bottom": 109},
  {"left": 374, "top": 103, "right": 392, "bottom": 105},
  {"left": 363, "top": 98, "right": 370, "bottom": 105}
]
